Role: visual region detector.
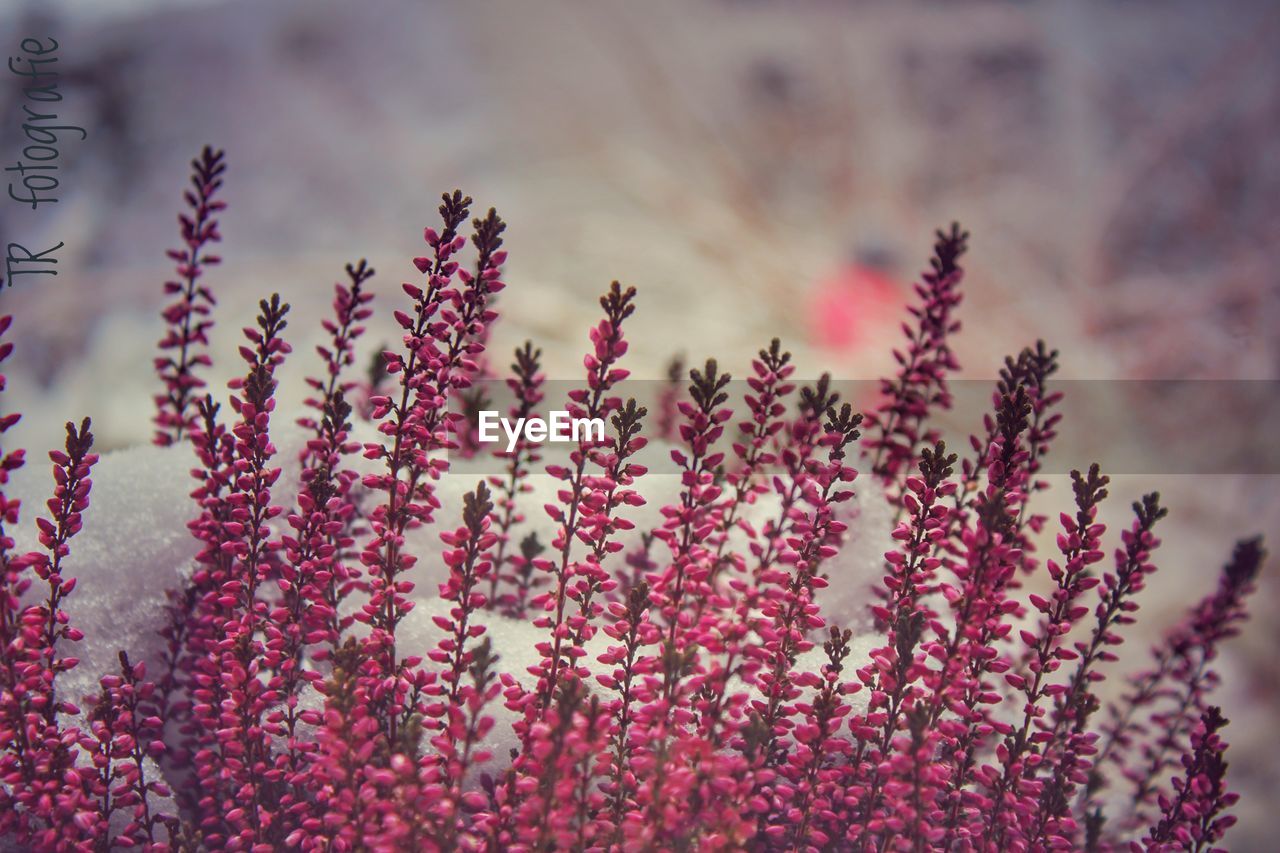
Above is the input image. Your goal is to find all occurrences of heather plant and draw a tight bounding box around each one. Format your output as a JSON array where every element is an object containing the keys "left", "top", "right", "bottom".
[{"left": 0, "top": 147, "right": 1267, "bottom": 852}]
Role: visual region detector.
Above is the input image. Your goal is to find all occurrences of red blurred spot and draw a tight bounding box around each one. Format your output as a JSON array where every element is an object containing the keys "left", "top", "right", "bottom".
[{"left": 809, "top": 264, "right": 901, "bottom": 352}]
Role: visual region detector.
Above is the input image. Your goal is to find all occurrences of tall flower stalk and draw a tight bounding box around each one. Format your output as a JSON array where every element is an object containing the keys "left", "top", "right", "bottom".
[{"left": 154, "top": 146, "right": 227, "bottom": 446}]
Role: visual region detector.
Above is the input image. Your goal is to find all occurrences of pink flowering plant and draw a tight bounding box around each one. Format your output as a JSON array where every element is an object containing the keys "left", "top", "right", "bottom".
[{"left": 0, "top": 147, "right": 1267, "bottom": 851}]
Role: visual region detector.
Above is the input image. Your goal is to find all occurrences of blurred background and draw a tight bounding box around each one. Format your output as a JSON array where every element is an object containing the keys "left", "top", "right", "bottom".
[{"left": 1, "top": 0, "right": 1277, "bottom": 844}]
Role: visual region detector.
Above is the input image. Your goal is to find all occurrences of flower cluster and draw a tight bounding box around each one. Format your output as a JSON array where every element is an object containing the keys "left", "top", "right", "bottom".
[{"left": 0, "top": 147, "right": 1265, "bottom": 851}]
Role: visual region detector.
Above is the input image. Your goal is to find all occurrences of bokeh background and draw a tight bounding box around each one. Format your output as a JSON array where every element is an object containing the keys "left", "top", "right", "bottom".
[{"left": 2, "top": 0, "right": 1277, "bottom": 845}]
